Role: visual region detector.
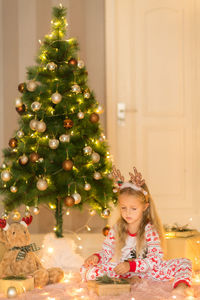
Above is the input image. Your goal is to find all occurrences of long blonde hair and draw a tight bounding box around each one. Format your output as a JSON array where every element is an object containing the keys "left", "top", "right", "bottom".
[{"left": 115, "top": 183, "right": 165, "bottom": 258}]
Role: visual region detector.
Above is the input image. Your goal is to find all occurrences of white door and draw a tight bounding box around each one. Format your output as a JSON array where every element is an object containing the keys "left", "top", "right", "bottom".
[{"left": 106, "top": 0, "right": 200, "bottom": 227}]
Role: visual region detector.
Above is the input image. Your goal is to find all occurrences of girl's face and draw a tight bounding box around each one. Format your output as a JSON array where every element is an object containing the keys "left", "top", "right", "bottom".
[{"left": 119, "top": 193, "right": 149, "bottom": 226}]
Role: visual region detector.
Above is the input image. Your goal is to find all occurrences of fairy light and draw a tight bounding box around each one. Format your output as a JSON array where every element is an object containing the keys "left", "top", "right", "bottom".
[
  {"left": 66, "top": 209, "right": 70, "bottom": 216},
  {"left": 47, "top": 247, "right": 54, "bottom": 253},
  {"left": 53, "top": 226, "right": 57, "bottom": 231},
  {"left": 86, "top": 225, "right": 91, "bottom": 231},
  {"left": 172, "top": 296, "right": 176, "bottom": 299},
  {"left": 38, "top": 39, "right": 42, "bottom": 44},
  {"left": 77, "top": 236, "right": 81, "bottom": 241},
  {"left": 78, "top": 245, "right": 83, "bottom": 249}
]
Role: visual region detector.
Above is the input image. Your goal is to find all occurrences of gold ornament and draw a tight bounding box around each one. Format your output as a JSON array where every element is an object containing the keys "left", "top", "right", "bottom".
[
  {"left": 46, "top": 62, "right": 57, "bottom": 70},
  {"left": 63, "top": 119, "right": 73, "bottom": 129},
  {"left": 72, "top": 193, "right": 81, "bottom": 204},
  {"left": 59, "top": 134, "right": 70, "bottom": 143},
  {"left": 16, "top": 104, "right": 26, "bottom": 115},
  {"left": 36, "top": 178, "right": 48, "bottom": 191},
  {"left": 77, "top": 112, "right": 84, "bottom": 119},
  {"left": 96, "top": 105, "right": 104, "bottom": 114},
  {"left": 91, "top": 152, "right": 100, "bottom": 163},
  {"left": 64, "top": 196, "right": 75, "bottom": 207},
  {"left": 36, "top": 120, "right": 46, "bottom": 132},
  {"left": 93, "top": 172, "right": 101, "bottom": 180},
  {"left": 31, "top": 101, "right": 41, "bottom": 111},
  {"left": 2, "top": 211, "right": 9, "bottom": 219},
  {"left": 90, "top": 112, "right": 99, "bottom": 123},
  {"left": 68, "top": 58, "right": 77, "bottom": 66},
  {"left": 89, "top": 209, "right": 96, "bottom": 216},
  {"left": 19, "top": 154, "right": 29, "bottom": 166},
  {"left": 11, "top": 210, "right": 21, "bottom": 221},
  {"left": 10, "top": 186, "right": 17, "bottom": 193},
  {"left": 84, "top": 92, "right": 90, "bottom": 99},
  {"left": 7, "top": 286, "right": 17, "bottom": 298},
  {"left": 29, "top": 119, "right": 38, "bottom": 131},
  {"left": 49, "top": 139, "right": 59, "bottom": 149},
  {"left": 77, "top": 60, "right": 85, "bottom": 69},
  {"left": 17, "top": 130, "right": 24, "bottom": 138},
  {"left": 51, "top": 92, "right": 62, "bottom": 104},
  {"left": 83, "top": 146, "right": 92, "bottom": 155},
  {"left": 18, "top": 82, "right": 25, "bottom": 93},
  {"left": 84, "top": 183, "right": 91, "bottom": 191},
  {"left": 62, "top": 160, "right": 73, "bottom": 171},
  {"left": 102, "top": 225, "right": 110, "bottom": 236},
  {"left": 1, "top": 170, "right": 11, "bottom": 182},
  {"left": 29, "top": 152, "right": 40, "bottom": 162},
  {"left": 71, "top": 84, "right": 81, "bottom": 93},
  {"left": 101, "top": 208, "right": 111, "bottom": 218},
  {"left": 33, "top": 207, "right": 40, "bottom": 215},
  {"left": 27, "top": 80, "right": 37, "bottom": 92},
  {"left": 9, "top": 138, "right": 18, "bottom": 148}
]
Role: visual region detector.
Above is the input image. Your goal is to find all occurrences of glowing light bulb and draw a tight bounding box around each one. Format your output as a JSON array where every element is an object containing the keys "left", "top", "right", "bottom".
[
  {"left": 66, "top": 209, "right": 70, "bottom": 216},
  {"left": 48, "top": 247, "right": 54, "bottom": 253},
  {"left": 78, "top": 245, "right": 83, "bottom": 249},
  {"left": 77, "top": 236, "right": 81, "bottom": 241},
  {"left": 38, "top": 39, "right": 42, "bottom": 44},
  {"left": 86, "top": 225, "right": 91, "bottom": 231}
]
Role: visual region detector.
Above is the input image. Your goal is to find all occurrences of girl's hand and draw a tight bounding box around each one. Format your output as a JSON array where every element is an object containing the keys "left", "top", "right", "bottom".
[
  {"left": 84, "top": 254, "right": 99, "bottom": 267},
  {"left": 114, "top": 262, "right": 130, "bottom": 275}
]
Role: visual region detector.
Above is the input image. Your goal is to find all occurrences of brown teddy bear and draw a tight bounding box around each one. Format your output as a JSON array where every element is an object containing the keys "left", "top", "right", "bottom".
[{"left": 0, "top": 215, "right": 64, "bottom": 288}]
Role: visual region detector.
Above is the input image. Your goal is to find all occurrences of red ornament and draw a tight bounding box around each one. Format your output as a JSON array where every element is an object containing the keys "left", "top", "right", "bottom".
[
  {"left": 102, "top": 225, "right": 110, "bottom": 236},
  {"left": 18, "top": 83, "right": 25, "bottom": 93},
  {"left": 62, "top": 160, "right": 74, "bottom": 171},
  {"left": 16, "top": 104, "right": 26, "bottom": 115},
  {"left": 64, "top": 119, "right": 73, "bottom": 129},
  {"left": 0, "top": 218, "right": 6, "bottom": 229},
  {"left": 90, "top": 113, "right": 99, "bottom": 123},
  {"left": 9, "top": 138, "right": 18, "bottom": 148},
  {"left": 68, "top": 58, "right": 77, "bottom": 67},
  {"left": 22, "top": 215, "right": 33, "bottom": 226}
]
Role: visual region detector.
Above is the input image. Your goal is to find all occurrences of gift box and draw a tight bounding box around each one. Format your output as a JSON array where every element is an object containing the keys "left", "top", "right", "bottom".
[
  {"left": 165, "top": 232, "right": 200, "bottom": 271},
  {"left": 0, "top": 276, "right": 34, "bottom": 296},
  {"left": 87, "top": 276, "right": 131, "bottom": 296}
]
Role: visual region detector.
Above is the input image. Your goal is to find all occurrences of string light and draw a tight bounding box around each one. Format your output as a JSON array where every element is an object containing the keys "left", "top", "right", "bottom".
[
  {"left": 86, "top": 225, "right": 91, "bottom": 232},
  {"left": 66, "top": 209, "right": 70, "bottom": 216},
  {"left": 47, "top": 247, "right": 54, "bottom": 253},
  {"left": 38, "top": 39, "right": 42, "bottom": 44}
]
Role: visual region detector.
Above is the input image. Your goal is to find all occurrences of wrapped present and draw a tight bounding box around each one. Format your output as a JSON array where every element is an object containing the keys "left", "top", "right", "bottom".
[
  {"left": 164, "top": 223, "right": 198, "bottom": 238},
  {"left": 0, "top": 276, "right": 34, "bottom": 296},
  {"left": 87, "top": 276, "right": 131, "bottom": 296},
  {"left": 165, "top": 231, "right": 200, "bottom": 271}
]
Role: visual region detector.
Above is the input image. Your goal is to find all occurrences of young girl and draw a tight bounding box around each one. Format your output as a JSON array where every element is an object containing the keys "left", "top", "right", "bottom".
[{"left": 80, "top": 167, "right": 193, "bottom": 296}]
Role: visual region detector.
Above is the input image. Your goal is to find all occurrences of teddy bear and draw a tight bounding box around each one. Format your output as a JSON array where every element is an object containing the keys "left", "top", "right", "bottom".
[{"left": 0, "top": 215, "right": 64, "bottom": 288}]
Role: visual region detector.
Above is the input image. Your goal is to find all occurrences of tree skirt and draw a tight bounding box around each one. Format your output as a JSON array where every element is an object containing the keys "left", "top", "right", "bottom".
[{"left": 0, "top": 272, "right": 199, "bottom": 300}]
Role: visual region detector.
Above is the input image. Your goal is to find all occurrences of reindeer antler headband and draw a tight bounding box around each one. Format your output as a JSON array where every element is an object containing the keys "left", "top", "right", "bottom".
[{"left": 112, "top": 166, "right": 148, "bottom": 201}]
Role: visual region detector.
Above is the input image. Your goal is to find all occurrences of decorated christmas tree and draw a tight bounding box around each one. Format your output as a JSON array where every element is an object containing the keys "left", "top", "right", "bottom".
[{"left": 0, "top": 6, "right": 116, "bottom": 237}]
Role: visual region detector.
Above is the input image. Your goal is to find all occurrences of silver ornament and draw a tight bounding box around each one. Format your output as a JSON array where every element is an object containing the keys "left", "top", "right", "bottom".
[
  {"left": 36, "top": 178, "right": 48, "bottom": 191},
  {"left": 27, "top": 80, "right": 37, "bottom": 92},
  {"left": 93, "top": 172, "right": 102, "bottom": 180},
  {"left": 10, "top": 186, "right": 17, "bottom": 193},
  {"left": 49, "top": 139, "right": 59, "bottom": 149},
  {"left": 77, "top": 60, "right": 85, "bottom": 69},
  {"left": 101, "top": 208, "right": 111, "bottom": 218},
  {"left": 72, "top": 193, "right": 81, "bottom": 204},
  {"left": 15, "top": 97, "right": 23, "bottom": 107},
  {"left": 36, "top": 121, "right": 46, "bottom": 132},
  {"left": 7, "top": 286, "right": 17, "bottom": 298},
  {"left": 1, "top": 170, "right": 11, "bottom": 182},
  {"left": 17, "top": 130, "right": 24, "bottom": 138},
  {"left": 59, "top": 134, "right": 70, "bottom": 143},
  {"left": 91, "top": 152, "right": 100, "bottom": 163},
  {"left": 51, "top": 92, "right": 62, "bottom": 104},
  {"left": 71, "top": 84, "right": 81, "bottom": 94},
  {"left": 84, "top": 92, "right": 90, "bottom": 99},
  {"left": 84, "top": 183, "right": 91, "bottom": 191},
  {"left": 29, "top": 119, "right": 38, "bottom": 131},
  {"left": 2, "top": 211, "right": 9, "bottom": 219},
  {"left": 77, "top": 112, "right": 84, "bottom": 119},
  {"left": 31, "top": 101, "right": 41, "bottom": 111},
  {"left": 89, "top": 209, "right": 96, "bottom": 216},
  {"left": 47, "top": 62, "right": 57, "bottom": 71},
  {"left": 19, "top": 154, "right": 29, "bottom": 165},
  {"left": 33, "top": 207, "right": 40, "bottom": 215},
  {"left": 83, "top": 146, "right": 92, "bottom": 155}
]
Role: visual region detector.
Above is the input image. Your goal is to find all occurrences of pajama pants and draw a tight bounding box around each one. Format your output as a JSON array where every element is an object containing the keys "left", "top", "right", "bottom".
[{"left": 80, "top": 258, "right": 192, "bottom": 288}]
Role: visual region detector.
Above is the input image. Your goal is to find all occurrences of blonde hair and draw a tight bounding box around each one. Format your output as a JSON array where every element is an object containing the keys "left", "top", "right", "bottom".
[{"left": 115, "top": 183, "right": 165, "bottom": 258}]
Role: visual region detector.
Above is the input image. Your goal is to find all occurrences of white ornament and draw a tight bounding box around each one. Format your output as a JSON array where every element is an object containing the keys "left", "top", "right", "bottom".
[
  {"left": 1, "top": 170, "right": 11, "bottom": 182},
  {"left": 19, "top": 154, "right": 29, "bottom": 165},
  {"left": 47, "top": 62, "right": 57, "bottom": 71},
  {"left": 77, "top": 112, "right": 84, "bottom": 119},
  {"left": 36, "top": 121, "right": 46, "bottom": 132},
  {"left": 93, "top": 172, "right": 101, "bottom": 180},
  {"left": 1, "top": 163, "right": 7, "bottom": 169},
  {"left": 10, "top": 186, "right": 17, "bottom": 193},
  {"left": 77, "top": 60, "right": 85, "bottom": 69},
  {"left": 17, "top": 130, "right": 24, "bottom": 138},
  {"left": 29, "top": 119, "right": 38, "bottom": 131},
  {"left": 15, "top": 97, "right": 22, "bottom": 107},
  {"left": 51, "top": 92, "right": 62, "bottom": 104},
  {"left": 84, "top": 183, "right": 91, "bottom": 191},
  {"left": 83, "top": 146, "right": 92, "bottom": 155},
  {"left": 71, "top": 84, "right": 81, "bottom": 94},
  {"left": 59, "top": 134, "right": 70, "bottom": 143},
  {"left": 27, "top": 80, "right": 37, "bottom": 92},
  {"left": 36, "top": 178, "right": 48, "bottom": 191},
  {"left": 91, "top": 152, "right": 100, "bottom": 163},
  {"left": 49, "top": 139, "right": 59, "bottom": 149},
  {"left": 84, "top": 92, "right": 90, "bottom": 99},
  {"left": 72, "top": 193, "right": 81, "bottom": 204},
  {"left": 7, "top": 286, "right": 17, "bottom": 298},
  {"left": 31, "top": 101, "right": 41, "bottom": 111}
]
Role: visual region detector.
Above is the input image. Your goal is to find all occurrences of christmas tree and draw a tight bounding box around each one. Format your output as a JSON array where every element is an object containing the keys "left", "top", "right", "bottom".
[{"left": 0, "top": 6, "right": 116, "bottom": 237}]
